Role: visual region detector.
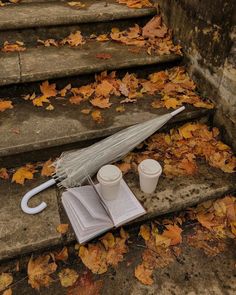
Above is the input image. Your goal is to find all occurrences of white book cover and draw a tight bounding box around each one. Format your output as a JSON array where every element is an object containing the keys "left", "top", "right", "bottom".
[{"left": 61, "top": 179, "right": 146, "bottom": 244}]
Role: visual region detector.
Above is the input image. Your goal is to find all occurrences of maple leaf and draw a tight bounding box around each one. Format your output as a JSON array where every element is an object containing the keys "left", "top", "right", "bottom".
[
  {"left": 115, "top": 162, "right": 131, "bottom": 174},
  {"left": 59, "top": 84, "right": 71, "bottom": 97},
  {"left": 95, "top": 80, "right": 114, "bottom": 97},
  {"left": 0, "top": 168, "right": 9, "bottom": 180},
  {"left": 162, "top": 96, "right": 182, "bottom": 109},
  {"left": 57, "top": 224, "right": 69, "bottom": 234},
  {"left": 67, "top": 272, "right": 103, "bottom": 295},
  {"left": 59, "top": 268, "right": 79, "bottom": 288},
  {"left": 1, "top": 41, "right": 26, "bottom": 52},
  {"left": 162, "top": 224, "right": 183, "bottom": 245},
  {"left": 0, "top": 100, "right": 13, "bottom": 112},
  {"left": 41, "top": 159, "right": 55, "bottom": 177},
  {"left": 142, "top": 16, "right": 168, "bottom": 38},
  {"left": 0, "top": 273, "right": 13, "bottom": 292},
  {"left": 95, "top": 53, "right": 112, "bottom": 60},
  {"left": 69, "top": 95, "right": 83, "bottom": 105},
  {"left": 54, "top": 247, "right": 69, "bottom": 262},
  {"left": 91, "top": 110, "right": 103, "bottom": 123},
  {"left": 90, "top": 97, "right": 112, "bottom": 109},
  {"left": 100, "top": 233, "right": 115, "bottom": 250},
  {"left": 134, "top": 264, "right": 153, "bottom": 285},
  {"left": 32, "top": 96, "right": 50, "bottom": 107},
  {"left": 61, "top": 31, "right": 85, "bottom": 46},
  {"left": 37, "top": 39, "right": 59, "bottom": 47},
  {"left": 12, "top": 164, "right": 37, "bottom": 185},
  {"left": 96, "top": 34, "right": 109, "bottom": 42},
  {"left": 27, "top": 255, "right": 57, "bottom": 290},
  {"left": 40, "top": 81, "right": 57, "bottom": 98}
]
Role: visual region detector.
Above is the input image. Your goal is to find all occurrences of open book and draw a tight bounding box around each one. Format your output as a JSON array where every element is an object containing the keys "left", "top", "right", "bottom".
[{"left": 62, "top": 179, "right": 146, "bottom": 244}]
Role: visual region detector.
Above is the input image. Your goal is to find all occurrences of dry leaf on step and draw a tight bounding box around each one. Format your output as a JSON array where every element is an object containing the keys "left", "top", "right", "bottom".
[
  {"left": 0, "top": 273, "right": 13, "bottom": 292},
  {"left": 27, "top": 255, "right": 57, "bottom": 290},
  {"left": 59, "top": 268, "right": 79, "bottom": 287},
  {"left": 96, "top": 34, "right": 109, "bottom": 42},
  {"left": 0, "top": 168, "right": 9, "bottom": 180},
  {"left": 134, "top": 264, "right": 153, "bottom": 285},
  {"left": 91, "top": 110, "right": 103, "bottom": 123},
  {"left": 61, "top": 31, "right": 85, "bottom": 46},
  {"left": 3, "top": 288, "right": 12, "bottom": 295},
  {"left": 90, "top": 97, "right": 112, "bottom": 109},
  {"left": 41, "top": 159, "right": 55, "bottom": 177},
  {"left": 1, "top": 41, "right": 26, "bottom": 52},
  {"left": 67, "top": 1, "right": 85, "bottom": 8},
  {"left": 0, "top": 100, "right": 13, "bottom": 112},
  {"left": 54, "top": 247, "right": 69, "bottom": 262},
  {"left": 40, "top": 81, "right": 57, "bottom": 98},
  {"left": 12, "top": 164, "right": 37, "bottom": 185},
  {"left": 57, "top": 224, "right": 69, "bottom": 234}
]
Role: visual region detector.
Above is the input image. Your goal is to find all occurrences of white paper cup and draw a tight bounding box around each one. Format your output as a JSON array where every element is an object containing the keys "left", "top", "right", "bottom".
[
  {"left": 97, "top": 165, "right": 122, "bottom": 201},
  {"left": 138, "top": 159, "right": 162, "bottom": 194}
]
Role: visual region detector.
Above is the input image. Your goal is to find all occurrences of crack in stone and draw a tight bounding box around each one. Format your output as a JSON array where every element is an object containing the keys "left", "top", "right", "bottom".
[{"left": 17, "top": 51, "right": 23, "bottom": 82}]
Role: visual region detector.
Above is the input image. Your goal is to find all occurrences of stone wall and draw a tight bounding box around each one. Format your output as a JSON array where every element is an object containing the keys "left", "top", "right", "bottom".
[{"left": 157, "top": 0, "right": 236, "bottom": 149}]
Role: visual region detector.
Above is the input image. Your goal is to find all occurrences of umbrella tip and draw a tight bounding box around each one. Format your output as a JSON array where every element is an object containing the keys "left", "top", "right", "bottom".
[{"left": 170, "top": 106, "right": 185, "bottom": 117}]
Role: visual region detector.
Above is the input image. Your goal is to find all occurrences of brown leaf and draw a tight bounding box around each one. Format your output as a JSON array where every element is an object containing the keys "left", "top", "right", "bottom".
[
  {"left": 134, "top": 264, "right": 153, "bottom": 285},
  {"left": 96, "top": 34, "right": 109, "bottom": 42},
  {"left": 67, "top": 272, "right": 103, "bottom": 295},
  {"left": 90, "top": 97, "right": 112, "bottom": 109},
  {"left": 91, "top": 110, "right": 103, "bottom": 123},
  {"left": 2, "top": 41, "right": 26, "bottom": 52},
  {"left": 60, "top": 84, "right": 72, "bottom": 97},
  {"left": 0, "top": 100, "right": 13, "bottom": 112},
  {"left": 142, "top": 16, "right": 168, "bottom": 38},
  {"left": 69, "top": 95, "right": 83, "bottom": 105},
  {"left": 57, "top": 224, "right": 69, "bottom": 234},
  {"left": 54, "top": 247, "right": 69, "bottom": 262},
  {"left": 27, "top": 255, "right": 57, "bottom": 290},
  {"left": 41, "top": 159, "right": 55, "bottom": 177},
  {"left": 40, "top": 81, "right": 57, "bottom": 98},
  {"left": 59, "top": 268, "right": 79, "bottom": 287},
  {"left": 61, "top": 31, "right": 85, "bottom": 46},
  {"left": 0, "top": 168, "right": 9, "bottom": 180},
  {"left": 3, "top": 288, "right": 12, "bottom": 295}
]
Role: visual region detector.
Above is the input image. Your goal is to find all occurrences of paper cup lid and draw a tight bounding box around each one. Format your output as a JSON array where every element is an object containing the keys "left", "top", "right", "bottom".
[
  {"left": 139, "top": 159, "right": 162, "bottom": 175},
  {"left": 98, "top": 165, "right": 122, "bottom": 182}
]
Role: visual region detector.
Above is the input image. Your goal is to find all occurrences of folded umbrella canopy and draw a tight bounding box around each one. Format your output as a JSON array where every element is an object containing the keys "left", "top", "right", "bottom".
[{"left": 21, "top": 106, "right": 185, "bottom": 214}]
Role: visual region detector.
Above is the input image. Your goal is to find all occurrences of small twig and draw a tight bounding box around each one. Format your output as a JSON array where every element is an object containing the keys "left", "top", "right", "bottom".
[{"left": 2, "top": 275, "right": 28, "bottom": 292}]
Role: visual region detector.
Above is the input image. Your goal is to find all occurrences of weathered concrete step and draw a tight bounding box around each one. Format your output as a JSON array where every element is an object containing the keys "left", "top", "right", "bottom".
[
  {"left": 0, "top": 0, "right": 156, "bottom": 31},
  {"left": 1, "top": 161, "right": 235, "bottom": 261},
  {"left": 1, "top": 42, "right": 180, "bottom": 86},
  {"left": 0, "top": 93, "right": 211, "bottom": 164}
]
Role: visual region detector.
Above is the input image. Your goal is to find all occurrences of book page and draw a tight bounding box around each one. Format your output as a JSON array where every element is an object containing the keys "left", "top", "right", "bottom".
[{"left": 96, "top": 179, "right": 146, "bottom": 227}]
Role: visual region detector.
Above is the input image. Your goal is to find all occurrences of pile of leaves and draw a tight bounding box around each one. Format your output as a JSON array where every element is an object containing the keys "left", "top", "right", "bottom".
[
  {"left": 117, "top": 122, "right": 236, "bottom": 176},
  {"left": 77, "top": 229, "right": 129, "bottom": 274},
  {"left": 16, "top": 67, "right": 213, "bottom": 121},
  {"left": 135, "top": 221, "right": 182, "bottom": 285},
  {"left": 116, "top": 0, "right": 153, "bottom": 8},
  {"left": 0, "top": 159, "right": 55, "bottom": 185}
]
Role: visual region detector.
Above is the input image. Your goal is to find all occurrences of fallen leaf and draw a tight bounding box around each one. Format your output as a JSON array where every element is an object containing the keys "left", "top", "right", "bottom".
[
  {"left": 3, "top": 288, "right": 12, "bottom": 295},
  {"left": 40, "top": 81, "right": 57, "bottom": 98},
  {"left": 91, "top": 110, "right": 103, "bottom": 123},
  {"left": 37, "top": 39, "right": 59, "bottom": 47},
  {"left": 54, "top": 247, "right": 69, "bottom": 262},
  {"left": 46, "top": 104, "right": 55, "bottom": 111},
  {"left": 116, "top": 162, "right": 131, "bottom": 174},
  {"left": 2, "top": 41, "right": 26, "bottom": 52},
  {"left": 41, "top": 159, "right": 55, "bottom": 177},
  {"left": 90, "top": 97, "right": 112, "bottom": 109},
  {"left": 0, "top": 168, "right": 9, "bottom": 180},
  {"left": 67, "top": 1, "right": 85, "bottom": 8},
  {"left": 61, "top": 31, "right": 85, "bottom": 46},
  {"left": 134, "top": 264, "right": 153, "bottom": 285},
  {"left": 96, "top": 53, "right": 112, "bottom": 60},
  {"left": 100, "top": 233, "right": 115, "bottom": 250},
  {"left": 142, "top": 16, "right": 168, "bottom": 38},
  {"left": 69, "top": 95, "right": 83, "bottom": 105},
  {"left": 12, "top": 164, "right": 37, "bottom": 185},
  {"left": 67, "top": 272, "right": 103, "bottom": 295},
  {"left": 96, "top": 34, "right": 109, "bottom": 42},
  {"left": 32, "top": 96, "right": 50, "bottom": 107},
  {"left": 57, "top": 224, "right": 69, "bottom": 234},
  {"left": 0, "top": 100, "right": 13, "bottom": 112},
  {"left": 28, "top": 255, "right": 57, "bottom": 290},
  {"left": 59, "top": 268, "right": 79, "bottom": 287},
  {"left": 81, "top": 108, "right": 91, "bottom": 114},
  {"left": 117, "top": 0, "right": 153, "bottom": 9},
  {"left": 0, "top": 273, "right": 13, "bottom": 292},
  {"left": 139, "top": 224, "right": 151, "bottom": 241},
  {"left": 162, "top": 224, "right": 182, "bottom": 245},
  {"left": 60, "top": 84, "right": 72, "bottom": 97}
]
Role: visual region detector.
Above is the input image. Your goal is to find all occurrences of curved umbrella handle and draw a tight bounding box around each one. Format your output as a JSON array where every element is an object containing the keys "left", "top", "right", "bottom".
[{"left": 21, "top": 179, "right": 56, "bottom": 214}]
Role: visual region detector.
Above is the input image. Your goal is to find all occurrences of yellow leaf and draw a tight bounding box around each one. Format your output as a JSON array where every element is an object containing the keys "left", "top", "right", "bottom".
[
  {"left": 40, "top": 81, "right": 57, "bottom": 98},
  {"left": 59, "top": 268, "right": 79, "bottom": 287},
  {"left": 100, "top": 233, "right": 115, "bottom": 250},
  {"left": 134, "top": 264, "right": 153, "bottom": 285},
  {"left": 0, "top": 100, "right": 13, "bottom": 112},
  {"left": 67, "top": 1, "right": 85, "bottom": 8},
  {"left": 139, "top": 224, "right": 151, "bottom": 241},
  {"left": 41, "top": 159, "right": 55, "bottom": 177},
  {"left": 163, "top": 96, "right": 182, "bottom": 109},
  {"left": 27, "top": 255, "right": 57, "bottom": 290},
  {"left": 32, "top": 95, "right": 50, "bottom": 107},
  {"left": 57, "top": 224, "right": 69, "bottom": 234},
  {"left": 0, "top": 273, "right": 13, "bottom": 292},
  {"left": 178, "top": 123, "right": 201, "bottom": 139},
  {"left": 12, "top": 164, "right": 36, "bottom": 185}
]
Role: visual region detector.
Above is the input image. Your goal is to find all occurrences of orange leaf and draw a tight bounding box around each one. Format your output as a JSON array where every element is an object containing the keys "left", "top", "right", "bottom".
[
  {"left": 59, "top": 84, "right": 71, "bottom": 97},
  {"left": 41, "top": 159, "right": 55, "bottom": 177},
  {"left": 162, "top": 224, "right": 182, "bottom": 245},
  {"left": 69, "top": 95, "right": 83, "bottom": 105},
  {"left": 91, "top": 110, "right": 103, "bottom": 123},
  {"left": 61, "top": 31, "right": 85, "bottom": 46},
  {"left": 96, "top": 34, "right": 109, "bottom": 42},
  {"left": 0, "top": 168, "right": 9, "bottom": 180},
  {"left": 40, "top": 81, "right": 57, "bottom": 98},
  {"left": 54, "top": 247, "right": 69, "bottom": 262},
  {"left": 90, "top": 97, "right": 112, "bottom": 109},
  {"left": 2, "top": 41, "right": 26, "bottom": 52},
  {"left": 134, "top": 264, "right": 153, "bottom": 285},
  {"left": 0, "top": 273, "right": 13, "bottom": 292},
  {"left": 12, "top": 164, "right": 37, "bottom": 185},
  {"left": 32, "top": 95, "right": 50, "bottom": 107},
  {"left": 57, "top": 224, "right": 69, "bottom": 234},
  {"left": 95, "top": 80, "right": 114, "bottom": 97},
  {"left": 0, "top": 100, "right": 13, "bottom": 112},
  {"left": 3, "top": 288, "right": 12, "bottom": 295},
  {"left": 116, "top": 162, "right": 131, "bottom": 174}
]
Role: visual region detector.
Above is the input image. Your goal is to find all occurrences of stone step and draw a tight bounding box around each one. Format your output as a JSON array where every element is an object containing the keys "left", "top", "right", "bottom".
[
  {"left": 1, "top": 41, "right": 181, "bottom": 86},
  {"left": 0, "top": 92, "right": 210, "bottom": 167},
  {"left": 0, "top": 1, "right": 156, "bottom": 31},
  {"left": 1, "top": 154, "right": 235, "bottom": 261}
]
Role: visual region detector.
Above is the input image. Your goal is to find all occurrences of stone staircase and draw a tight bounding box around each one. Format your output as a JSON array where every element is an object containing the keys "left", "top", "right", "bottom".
[{"left": 0, "top": 0, "right": 235, "bottom": 261}]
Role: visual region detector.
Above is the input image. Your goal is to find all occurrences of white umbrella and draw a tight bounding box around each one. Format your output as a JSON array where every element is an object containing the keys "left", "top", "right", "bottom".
[{"left": 21, "top": 106, "right": 185, "bottom": 214}]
